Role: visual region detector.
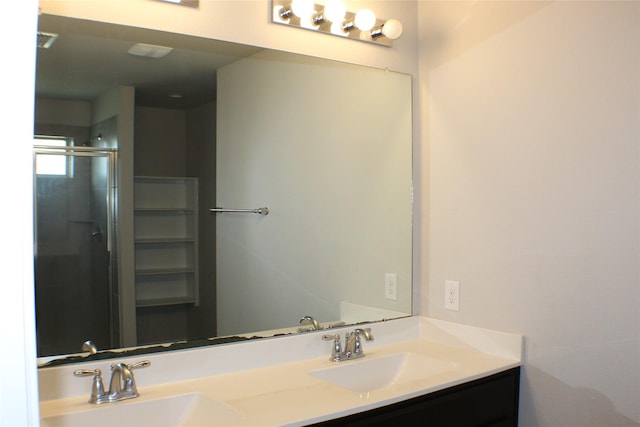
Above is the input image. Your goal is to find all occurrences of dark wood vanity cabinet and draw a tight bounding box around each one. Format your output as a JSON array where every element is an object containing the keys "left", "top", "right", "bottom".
[{"left": 312, "top": 367, "right": 520, "bottom": 427}]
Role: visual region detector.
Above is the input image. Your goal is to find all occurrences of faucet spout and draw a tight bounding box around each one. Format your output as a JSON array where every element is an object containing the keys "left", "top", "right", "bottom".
[
  {"left": 344, "top": 328, "right": 374, "bottom": 359},
  {"left": 107, "top": 360, "right": 150, "bottom": 402},
  {"left": 108, "top": 363, "right": 135, "bottom": 401},
  {"left": 299, "top": 315, "right": 320, "bottom": 331},
  {"left": 354, "top": 328, "right": 373, "bottom": 341}
]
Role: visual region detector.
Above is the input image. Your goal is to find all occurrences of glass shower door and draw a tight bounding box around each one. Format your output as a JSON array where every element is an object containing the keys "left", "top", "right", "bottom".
[{"left": 33, "top": 146, "right": 117, "bottom": 357}]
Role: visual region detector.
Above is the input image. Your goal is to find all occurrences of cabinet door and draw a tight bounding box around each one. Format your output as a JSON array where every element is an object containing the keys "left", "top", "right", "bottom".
[{"left": 313, "top": 368, "right": 520, "bottom": 427}]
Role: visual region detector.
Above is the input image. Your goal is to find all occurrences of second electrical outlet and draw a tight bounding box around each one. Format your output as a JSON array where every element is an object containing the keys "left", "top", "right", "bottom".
[
  {"left": 445, "top": 280, "right": 460, "bottom": 311},
  {"left": 385, "top": 273, "right": 397, "bottom": 301}
]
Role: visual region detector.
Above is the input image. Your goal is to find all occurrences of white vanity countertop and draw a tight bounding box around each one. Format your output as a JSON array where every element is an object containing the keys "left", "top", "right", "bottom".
[{"left": 39, "top": 317, "right": 523, "bottom": 426}]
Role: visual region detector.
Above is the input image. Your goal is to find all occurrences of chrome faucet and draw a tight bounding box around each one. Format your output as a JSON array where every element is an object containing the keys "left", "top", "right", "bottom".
[
  {"left": 74, "top": 360, "right": 150, "bottom": 404},
  {"left": 81, "top": 340, "right": 98, "bottom": 355},
  {"left": 322, "top": 328, "right": 373, "bottom": 362},
  {"left": 299, "top": 315, "right": 321, "bottom": 332}
]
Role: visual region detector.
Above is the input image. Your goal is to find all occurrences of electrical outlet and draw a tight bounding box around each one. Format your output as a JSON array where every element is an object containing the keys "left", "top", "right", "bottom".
[
  {"left": 385, "top": 273, "right": 397, "bottom": 301},
  {"left": 445, "top": 280, "right": 460, "bottom": 311}
]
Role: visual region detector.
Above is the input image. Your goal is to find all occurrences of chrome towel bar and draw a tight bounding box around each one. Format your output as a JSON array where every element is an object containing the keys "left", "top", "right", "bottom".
[{"left": 209, "top": 207, "right": 269, "bottom": 216}]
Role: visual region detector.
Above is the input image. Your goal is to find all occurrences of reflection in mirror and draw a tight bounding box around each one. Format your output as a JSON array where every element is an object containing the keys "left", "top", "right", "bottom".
[{"left": 34, "top": 14, "right": 412, "bottom": 365}]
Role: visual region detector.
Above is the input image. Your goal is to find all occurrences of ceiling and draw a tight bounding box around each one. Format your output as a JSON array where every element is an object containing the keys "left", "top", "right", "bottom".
[{"left": 36, "top": 15, "right": 263, "bottom": 109}]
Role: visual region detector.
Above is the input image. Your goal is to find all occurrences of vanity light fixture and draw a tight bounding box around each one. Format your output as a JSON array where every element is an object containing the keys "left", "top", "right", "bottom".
[{"left": 272, "top": 0, "right": 403, "bottom": 47}]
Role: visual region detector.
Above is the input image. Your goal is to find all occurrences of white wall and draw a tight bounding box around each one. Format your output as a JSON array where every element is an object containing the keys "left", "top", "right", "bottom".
[
  {"left": 420, "top": 1, "right": 640, "bottom": 426},
  {"left": 216, "top": 50, "right": 412, "bottom": 335}
]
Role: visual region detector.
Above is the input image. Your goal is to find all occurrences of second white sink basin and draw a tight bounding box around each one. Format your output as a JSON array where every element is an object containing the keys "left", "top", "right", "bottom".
[
  {"left": 309, "top": 352, "right": 458, "bottom": 393},
  {"left": 40, "top": 392, "right": 244, "bottom": 427}
]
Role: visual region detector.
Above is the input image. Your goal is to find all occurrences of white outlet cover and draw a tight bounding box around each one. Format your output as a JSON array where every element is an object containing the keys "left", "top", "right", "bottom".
[
  {"left": 445, "top": 280, "right": 459, "bottom": 311},
  {"left": 385, "top": 273, "right": 398, "bottom": 301}
]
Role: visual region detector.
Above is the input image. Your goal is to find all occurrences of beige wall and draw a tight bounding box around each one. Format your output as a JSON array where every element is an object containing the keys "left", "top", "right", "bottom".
[{"left": 420, "top": 1, "right": 640, "bottom": 425}]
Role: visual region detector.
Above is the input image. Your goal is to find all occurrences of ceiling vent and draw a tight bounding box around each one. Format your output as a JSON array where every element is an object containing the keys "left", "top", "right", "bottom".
[
  {"left": 37, "top": 32, "right": 59, "bottom": 49},
  {"left": 127, "top": 43, "right": 173, "bottom": 59}
]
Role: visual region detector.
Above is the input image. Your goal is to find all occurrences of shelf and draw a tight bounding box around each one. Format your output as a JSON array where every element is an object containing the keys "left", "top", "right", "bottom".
[
  {"left": 134, "top": 214, "right": 195, "bottom": 241},
  {"left": 136, "top": 297, "right": 196, "bottom": 308},
  {"left": 134, "top": 176, "right": 199, "bottom": 308},
  {"left": 135, "top": 238, "right": 195, "bottom": 244},
  {"left": 135, "top": 267, "right": 196, "bottom": 276},
  {"left": 135, "top": 268, "right": 197, "bottom": 307},
  {"left": 134, "top": 176, "right": 197, "bottom": 210}
]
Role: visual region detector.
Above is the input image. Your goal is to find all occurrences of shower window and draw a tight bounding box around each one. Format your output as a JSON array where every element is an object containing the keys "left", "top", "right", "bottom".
[{"left": 33, "top": 136, "right": 73, "bottom": 176}]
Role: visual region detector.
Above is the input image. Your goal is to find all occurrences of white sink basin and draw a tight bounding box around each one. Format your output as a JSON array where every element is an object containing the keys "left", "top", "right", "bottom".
[
  {"left": 40, "top": 393, "right": 244, "bottom": 427},
  {"left": 309, "top": 352, "right": 458, "bottom": 393}
]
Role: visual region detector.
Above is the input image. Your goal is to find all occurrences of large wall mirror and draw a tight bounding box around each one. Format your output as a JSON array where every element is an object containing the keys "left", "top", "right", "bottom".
[{"left": 34, "top": 13, "right": 412, "bottom": 365}]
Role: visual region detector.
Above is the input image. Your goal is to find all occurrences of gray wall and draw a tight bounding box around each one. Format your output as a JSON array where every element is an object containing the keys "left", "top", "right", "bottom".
[{"left": 215, "top": 51, "right": 412, "bottom": 335}]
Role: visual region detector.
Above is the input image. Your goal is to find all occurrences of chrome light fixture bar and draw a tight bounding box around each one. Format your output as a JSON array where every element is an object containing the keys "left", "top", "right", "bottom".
[
  {"left": 154, "top": 0, "right": 199, "bottom": 8},
  {"left": 271, "top": 0, "right": 403, "bottom": 48}
]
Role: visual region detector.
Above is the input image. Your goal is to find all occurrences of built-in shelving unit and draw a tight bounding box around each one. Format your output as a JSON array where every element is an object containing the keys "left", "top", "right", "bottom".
[{"left": 134, "top": 176, "right": 199, "bottom": 307}]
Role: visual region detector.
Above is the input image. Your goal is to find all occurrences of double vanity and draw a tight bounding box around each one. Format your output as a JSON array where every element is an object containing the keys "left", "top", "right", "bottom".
[{"left": 39, "top": 317, "right": 522, "bottom": 426}]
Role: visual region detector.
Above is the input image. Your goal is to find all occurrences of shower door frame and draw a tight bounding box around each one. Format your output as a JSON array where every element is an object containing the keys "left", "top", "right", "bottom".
[{"left": 33, "top": 145, "right": 119, "bottom": 351}]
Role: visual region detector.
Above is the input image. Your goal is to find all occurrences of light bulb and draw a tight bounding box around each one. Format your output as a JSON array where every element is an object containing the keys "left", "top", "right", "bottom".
[
  {"left": 324, "top": 0, "right": 346, "bottom": 23},
  {"left": 382, "top": 19, "right": 403, "bottom": 40},
  {"left": 291, "top": 0, "right": 315, "bottom": 18},
  {"left": 354, "top": 9, "right": 376, "bottom": 31}
]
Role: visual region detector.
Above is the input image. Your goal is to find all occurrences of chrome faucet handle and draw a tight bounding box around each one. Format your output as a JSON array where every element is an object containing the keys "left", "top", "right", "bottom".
[
  {"left": 125, "top": 360, "right": 150, "bottom": 395},
  {"left": 74, "top": 368, "right": 108, "bottom": 404},
  {"left": 121, "top": 360, "right": 150, "bottom": 394},
  {"left": 322, "top": 334, "right": 343, "bottom": 362},
  {"left": 128, "top": 360, "right": 151, "bottom": 370}
]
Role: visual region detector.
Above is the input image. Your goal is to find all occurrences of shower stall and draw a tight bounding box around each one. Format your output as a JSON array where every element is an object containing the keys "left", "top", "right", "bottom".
[{"left": 33, "top": 144, "right": 118, "bottom": 357}]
